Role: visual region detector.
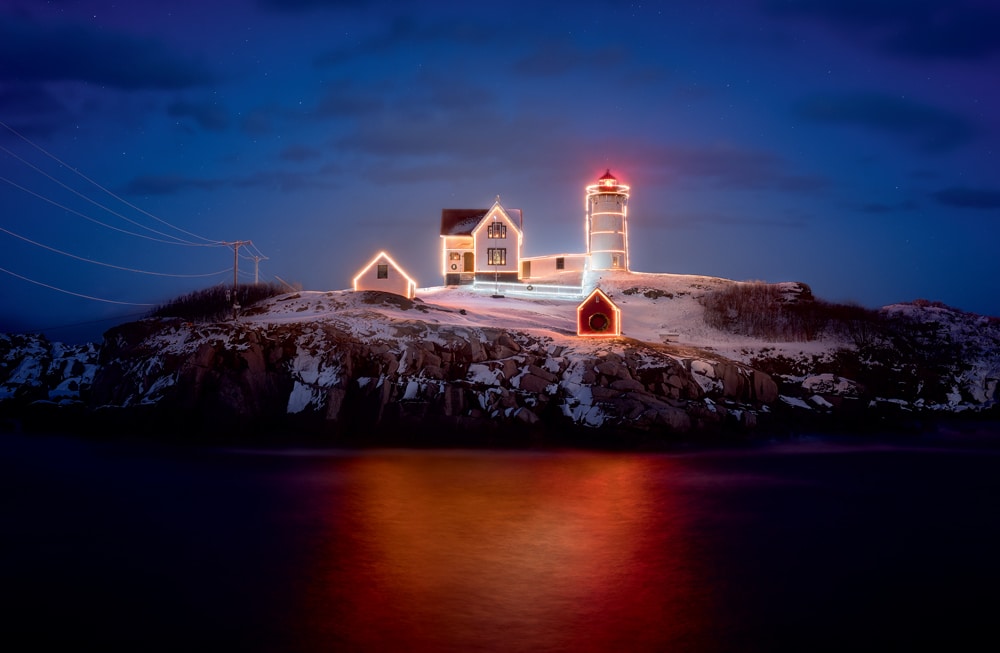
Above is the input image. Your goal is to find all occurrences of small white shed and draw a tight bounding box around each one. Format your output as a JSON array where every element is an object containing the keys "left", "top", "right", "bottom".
[{"left": 352, "top": 251, "right": 417, "bottom": 299}]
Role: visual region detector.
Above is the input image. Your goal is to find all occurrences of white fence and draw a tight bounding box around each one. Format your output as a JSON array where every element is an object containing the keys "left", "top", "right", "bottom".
[{"left": 471, "top": 280, "right": 586, "bottom": 299}]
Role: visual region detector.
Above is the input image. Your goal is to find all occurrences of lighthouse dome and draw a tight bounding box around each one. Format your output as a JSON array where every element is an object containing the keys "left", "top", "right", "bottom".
[{"left": 598, "top": 169, "right": 618, "bottom": 188}]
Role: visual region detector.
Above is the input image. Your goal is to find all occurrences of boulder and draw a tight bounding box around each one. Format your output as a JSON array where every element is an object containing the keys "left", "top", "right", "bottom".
[
  {"left": 752, "top": 371, "right": 779, "bottom": 403},
  {"left": 518, "top": 373, "right": 554, "bottom": 394},
  {"left": 610, "top": 378, "right": 646, "bottom": 393}
]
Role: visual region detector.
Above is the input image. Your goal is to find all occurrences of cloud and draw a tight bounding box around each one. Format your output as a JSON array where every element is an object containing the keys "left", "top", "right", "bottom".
[
  {"left": 322, "top": 74, "right": 561, "bottom": 164},
  {"left": 886, "top": 6, "right": 1000, "bottom": 59},
  {"left": 314, "top": 85, "right": 386, "bottom": 118},
  {"left": 313, "top": 14, "right": 492, "bottom": 67},
  {"left": 313, "top": 13, "right": 642, "bottom": 84},
  {"left": 931, "top": 186, "right": 1000, "bottom": 210},
  {"left": 167, "top": 101, "right": 230, "bottom": 132},
  {"left": 309, "top": 72, "right": 826, "bottom": 195},
  {"left": 280, "top": 145, "right": 322, "bottom": 162},
  {"left": 124, "top": 169, "right": 337, "bottom": 196},
  {"left": 0, "top": 14, "right": 216, "bottom": 89},
  {"left": 512, "top": 42, "right": 628, "bottom": 78},
  {"left": 857, "top": 200, "right": 918, "bottom": 213},
  {"left": 664, "top": 210, "right": 806, "bottom": 229},
  {"left": 125, "top": 175, "right": 226, "bottom": 195},
  {"left": 0, "top": 83, "right": 65, "bottom": 116},
  {"left": 333, "top": 101, "right": 566, "bottom": 175},
  {"left": 763, "top": 0, "right": 1000, "bottom": 60},
  {"left": 650, "top": 144, "right": 828, "bottom": 193},
  {"left": 257, "top": 0, "right": 368, "bottom": 11},
  {"left": 240, "top": 108, "right": 279, "bottom": 135},
  {"left": 0, "top": 84, "right": 70, "bottom": 137},
  {"left": 794, "top": 93, "right": 975, "bottom": 153}
]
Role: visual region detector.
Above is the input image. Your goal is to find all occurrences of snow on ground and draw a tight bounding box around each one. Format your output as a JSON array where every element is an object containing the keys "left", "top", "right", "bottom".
[{"left": 237, "top": 270, "right": 849, "bottom": 365}]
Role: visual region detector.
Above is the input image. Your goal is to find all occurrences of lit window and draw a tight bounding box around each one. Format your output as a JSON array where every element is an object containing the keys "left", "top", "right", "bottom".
[
  {"left": 487, "top": 248, "right": 506, "bottom": 265},
  {"left": 377, "top": 264, "right": 388, "bottom": 279},
  {"left": 487, "top": 222, "right": 506, "bottom": 239},
  {"left": 449, "top": 252, "right": 461, "bottom": 261}
]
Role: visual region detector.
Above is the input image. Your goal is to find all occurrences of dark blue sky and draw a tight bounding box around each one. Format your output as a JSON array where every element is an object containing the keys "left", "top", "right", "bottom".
[{"left": 2, "top": 0, "right": 998, "bottom": 342}]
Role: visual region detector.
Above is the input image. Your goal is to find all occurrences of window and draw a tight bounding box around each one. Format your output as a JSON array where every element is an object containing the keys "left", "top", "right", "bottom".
[
  {"left": 589, "top": 312, "right": 610, "bottom": 332},
  {"left": 449, "top": 252, "right": 461, "bottom": 261},
  {"left": 487, "top": 222, "right": 506, "bottom": 239},
  {"left": 556, "top": 257, "right": 565, "bottom": 270},
  {"left": 377, "top": 264, "right": 388, "bottom": 279},
  {"left": 487, "top": 248, "right": 506, "bottom": 266}
]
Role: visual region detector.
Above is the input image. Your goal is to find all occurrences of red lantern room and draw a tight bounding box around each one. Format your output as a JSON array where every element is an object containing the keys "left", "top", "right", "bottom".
[{"left": 577, "top": 287, "right": 622, "bottom": 337}]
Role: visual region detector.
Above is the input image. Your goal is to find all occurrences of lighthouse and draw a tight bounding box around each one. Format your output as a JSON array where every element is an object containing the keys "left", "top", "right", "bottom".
[{"left": 586, "top": 169, "right": 630, "bottom": 271}]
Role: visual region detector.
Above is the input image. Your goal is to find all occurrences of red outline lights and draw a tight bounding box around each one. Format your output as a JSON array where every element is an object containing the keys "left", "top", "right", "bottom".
[{"left": 576, "top": 287, "right": 621, "bottom": 337}]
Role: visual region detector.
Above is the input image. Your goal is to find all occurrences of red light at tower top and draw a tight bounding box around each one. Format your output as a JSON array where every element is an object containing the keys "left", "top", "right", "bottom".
[{"left": 598, "top": 169, "right": 618, "bottom": 188}]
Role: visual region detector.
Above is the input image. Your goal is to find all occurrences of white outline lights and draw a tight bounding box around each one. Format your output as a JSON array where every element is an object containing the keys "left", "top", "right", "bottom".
[
  {"left": 352, "top": 250, "right": 417, "bottom": 299},
  {"left": 585, "top": 169, "right": 630, "bottom": 272}
]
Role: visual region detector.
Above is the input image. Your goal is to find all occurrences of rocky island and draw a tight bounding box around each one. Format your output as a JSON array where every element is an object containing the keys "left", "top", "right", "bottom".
[{"left": 2, "top": 271, "right": 998, "bottom": 446}]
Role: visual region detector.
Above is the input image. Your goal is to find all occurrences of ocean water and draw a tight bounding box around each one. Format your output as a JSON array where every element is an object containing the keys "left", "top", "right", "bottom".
[{"left": 3, "top": 430, "right": 1000, "bottom": 652}]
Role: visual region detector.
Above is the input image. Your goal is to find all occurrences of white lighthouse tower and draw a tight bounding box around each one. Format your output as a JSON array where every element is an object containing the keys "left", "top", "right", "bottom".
[{"left": 586, "top": 169, "right": 630, "bottom": 271}]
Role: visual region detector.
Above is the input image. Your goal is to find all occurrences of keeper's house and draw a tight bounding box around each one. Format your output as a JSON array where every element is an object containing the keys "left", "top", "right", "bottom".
[{"left": 440, "top": 200, "right": 523, "bottom": 286}]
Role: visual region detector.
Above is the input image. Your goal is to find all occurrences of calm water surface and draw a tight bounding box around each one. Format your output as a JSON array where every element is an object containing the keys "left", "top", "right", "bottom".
[{"left": 3, "top": 431, "right": 1000, "bottom": 652}]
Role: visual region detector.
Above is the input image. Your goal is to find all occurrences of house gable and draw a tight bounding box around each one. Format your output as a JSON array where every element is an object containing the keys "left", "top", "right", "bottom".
[
  {"left": 353, "top": 251, "right": 416, "bottom": 299},
  {"left": 471, "top": 202, "right": 523, "bottom": 277},
  {"left": 469, "top": 203, "right": 522, "bottom": 240}
]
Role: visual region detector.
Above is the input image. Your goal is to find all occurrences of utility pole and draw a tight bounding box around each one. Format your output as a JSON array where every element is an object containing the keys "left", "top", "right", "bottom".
[
  {"left": 223, "top": 240, "right": 251, "bottom": 318},
  {"left": 249, "top": 254, "right": 268, "bottom": 284}
]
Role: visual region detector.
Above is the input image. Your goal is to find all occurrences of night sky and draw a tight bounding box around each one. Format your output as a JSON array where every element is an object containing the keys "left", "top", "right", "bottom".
[{"left": 2, "top": 0, "right": 998, "bottom": 342}]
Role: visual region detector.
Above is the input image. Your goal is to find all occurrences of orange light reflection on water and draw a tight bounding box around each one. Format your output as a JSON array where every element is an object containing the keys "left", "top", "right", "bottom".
[{"left": 296, "top": 451, "right": 713, "bottom": 652}]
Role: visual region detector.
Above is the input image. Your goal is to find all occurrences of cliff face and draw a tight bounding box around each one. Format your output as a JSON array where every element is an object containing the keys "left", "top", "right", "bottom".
[
  {"left": 3, "top": 277, "right": 998, "bottom": 443},
  {"left": 0, "top": 333, "right": 99, "bottom": 407},
  {"left": 87, "top": 312, "right": 775, "bottom": 441}
]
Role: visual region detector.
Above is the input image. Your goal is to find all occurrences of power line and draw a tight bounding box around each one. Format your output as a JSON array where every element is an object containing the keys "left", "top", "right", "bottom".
[
  {"left": 245, "top": 241, "right": 269, "bottom": 259},
  {"left": 0, "top": 265, "right": 157, "bottom": 306},
  {"left": 1, "top": 119, "right": 271, "bottom": 263},
  {"left": 273, "top": 275, "right": 299, "bottom": 291},
  {"left": 0, "top": 128, "right": 269, "bottom": 265},
  {"left": 0, "top": 119, "right": 222, "bottom": 245},
  {"left": 0, "top": 119, "right": 275, "bottom": 307},
  {"left": 0, "top": 225, "right": 232, "bottom": 278},
  {"left": 0, "top": 174, "right": 225, "bottom": 247},
  {"left": 0, "top": 144, "right": 214, "bottom": 246}
]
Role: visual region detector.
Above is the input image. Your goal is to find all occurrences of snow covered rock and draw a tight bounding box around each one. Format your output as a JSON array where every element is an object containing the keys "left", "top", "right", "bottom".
[
  {"left": 0, "top": 333, "right": 98, "bottom": 406},
  {"left": 4, "top": 276, "right": 997, "bottom": 441}
]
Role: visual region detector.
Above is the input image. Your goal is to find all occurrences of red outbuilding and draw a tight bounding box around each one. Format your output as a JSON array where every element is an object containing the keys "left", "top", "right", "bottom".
[{"left": 576, "top": 287, "right": 621, "bottom": 337}]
